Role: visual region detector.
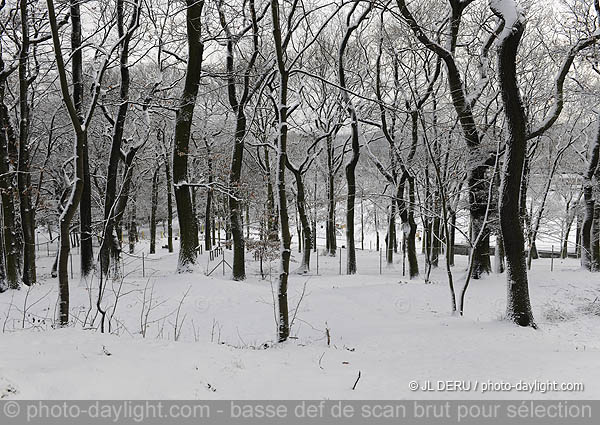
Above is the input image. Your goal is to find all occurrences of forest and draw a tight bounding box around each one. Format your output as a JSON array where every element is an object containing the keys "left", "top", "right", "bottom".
[{"left": 0, "top": 0, "right": 599, "bottom": 400}]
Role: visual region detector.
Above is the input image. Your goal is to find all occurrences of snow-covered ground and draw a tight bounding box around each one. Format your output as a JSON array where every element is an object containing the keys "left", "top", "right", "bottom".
[{"left": 0, "top": 238, "right": 598, "bottom": 400}]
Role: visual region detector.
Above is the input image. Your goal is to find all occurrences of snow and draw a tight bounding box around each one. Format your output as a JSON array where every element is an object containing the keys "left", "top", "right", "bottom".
[
  {"left": 0, "top": 237, "right": 599, "bottom": 399},
  {"left": 490, "top": 0, "right": 523, "bottom": 42}
]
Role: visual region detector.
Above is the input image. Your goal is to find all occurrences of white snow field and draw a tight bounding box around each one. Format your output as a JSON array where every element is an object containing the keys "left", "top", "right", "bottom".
[{"left": 0, "top": 238, "right": 599, "bottom": 400}]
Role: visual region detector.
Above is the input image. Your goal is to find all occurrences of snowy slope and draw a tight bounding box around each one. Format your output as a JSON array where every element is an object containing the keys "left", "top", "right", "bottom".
[{"left": 0, "top": 240, "right": 598, "bottom": 399}]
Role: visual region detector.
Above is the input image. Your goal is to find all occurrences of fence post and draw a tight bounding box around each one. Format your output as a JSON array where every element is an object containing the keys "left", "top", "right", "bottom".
[
  {"left": 47, "top": 242, "right": 50, "bottom": 257},
  {"left": 316, "top": 248, "right": 319, "bottom": 275},
  {"left": 222, "top": 249, "right": 225, "bottom": 276}
]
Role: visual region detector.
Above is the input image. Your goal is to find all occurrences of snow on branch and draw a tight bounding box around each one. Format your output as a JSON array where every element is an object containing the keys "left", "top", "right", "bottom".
[{"left": 174, "top": 180, "right": 241, "bottom": 201}]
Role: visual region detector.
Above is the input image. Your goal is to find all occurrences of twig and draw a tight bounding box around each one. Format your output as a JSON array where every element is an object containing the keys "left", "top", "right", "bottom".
[{"left": 352, "top": 371, "right": 362, "bottom": 390}]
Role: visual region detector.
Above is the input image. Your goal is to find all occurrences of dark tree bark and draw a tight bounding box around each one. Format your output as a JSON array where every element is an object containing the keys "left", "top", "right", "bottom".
[
  {"left": 386, "top": 198, "right": 396, "bottom": 266},
  {"left": 560, "top": 194, "right": 580, "bottom": 259},
  {"left": 204, "top": 140, "right": 213, "bottom": 251},
  {"left": 396, "top": 0, "right": 492, "bottom": 278},
  {"left": 150, "top": 166, "right": 159, "bottom": 254},
  {"left": 448, "top": 207, "right": 456, "bottom": 267},
  {"left": 47, "top": 0, "right": 108, "bottom": 324},
  {"left": 17, "top": 0, "right": 36, "bottom": 286},
  {"left": 399, "top": 174, "right": 419, "bottom": 278},
  {"left": 592, "top": 201, "right": 600, "bottom": 270},
  {"left": 326, "top": 136, "right": 337, "bottom": 256},
  {"left": 494, "top": 5, "right": 535, "bottom": 327},
  {"left": 217, "top": 0, "right": 264, "bottom": 280},
  {"left": 0, "top": 221, "right": 6, "bottom": 292},
  {"left": 338, "top": 1, "right": 372, "bottom": 275},
  {"left": 581, "top": 121, "right": 600, "bottom": 270},
  {"left": 270, "top": 0, "right": 294, "bottom": 342},
  {"left": 99, "top": 0, "right": 141, "bottom": 275},
  {"left": 163, "top": 138, "right": 174, "bottom": 253},
  {"left": 172, "top": 0, "right": 204, "bottom": 271},
  {"left": 0, "top": 64, "right": 20, "bottom": 289},
  {"left": 128, "top": 193, "right": 137, "bottom": 254},
  {"left": 286, "top": 160, "right": 313, "bottom": 273},
  {"left": 261, "top": 146, "right": 278, "bottom": 241},
  {"left": 65, "top": 0, "right": 94, "bottom": 279}
]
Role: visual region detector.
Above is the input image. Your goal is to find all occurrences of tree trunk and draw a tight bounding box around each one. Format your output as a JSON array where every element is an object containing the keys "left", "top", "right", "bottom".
[
  {"left": 431, "top": 216, "right": 441, "bottom": 267},
  {"left": 150, "top": 167, "right": 159, "bottom": 254},
  {"left": 274, "top": 69, "right": 291, "bottom": 342},
  {"left": 495, "top": 6, "right": 535, "bottom": 327},
  {"left": 287, "top": 165, "right": 312, "bottom": 273},
  {"left": 326, "top": 137, "right": 336, "bottom": 256},
  {"left": 47, "top": 0, "right": 89, "bottom": 325},
  {"left": 338, "top": 2, "right": 372, "bottom": 275},
  {"left": 99, "top": 0, "right": 141, "bottom": 275},
  {"left": 494, "top": 231, "right": 505, "bottom": 274},
  {"left": 264, "top": 146, "right": 278, "bottom": 241},
  {"left": 270, "top": 0, "right": 293, "bottom": 342},
  {"left": 165, "top": 153, "right": 174, "bottom": 253},
  {"left": 204, "top": 189, "right": 212, "bottom": 253},
  {"left": 67, "top": 0, "right": 94, "bottom": 279},
  {"left": 406, "top": 176, "right": 419, "bottom": 277},
  {"left": 204, "top": 188, "right": 212, "bottom": 251},
  {"left": 0, "top": 74, "right": 20, "bottom": 289},
  {"left": 172, "top": 0, "right": 204, "bottom": 271},
  {"left": 17, "top": 0, "right": 36, "bottom": 286},
  {"left": 0, "top": 221, "right": 6, "bottom": 293},
  {"left": 469, "top": 165, "right": 491, "bottom": 278},
  {"left": 448, "top": 208, "right": 456, "bottom": 267},
  {"left": 229, "top": 104, "right": 247, "bottom": 278},
  {"left": 128, "top": 197, "right": 137, "bottom": 254},
  {"left": 581, "top": 121, "right": 599, "bottom": 270},
  {"left": 592, "top": 203, "right": 600, "bottom": 271}
]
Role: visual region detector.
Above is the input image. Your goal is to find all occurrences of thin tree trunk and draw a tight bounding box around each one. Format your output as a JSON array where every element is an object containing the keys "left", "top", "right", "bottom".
[
  {"left": 165, "top": 150, "right": 174, "bottom": 253},
  {"left": 100, "top": 0, "right": 141, "bottom": 275},
  {"left": 128, "top": 196, "right": 137, "bottom": 254},
  {"left": 67, "top": 0, "right": 94, "bottom": 279},
  {"left": 592, "top": 203, "right": 600, "bottom": 271},
  {"left": 287, "top": 164, "right": 312, "bottom": 272},
  {"left": 150, "top": 167, "right": 159, "bottom": 254},
  {"left": 17, "top": 0, "right": 36, "bottom": 286},
  {"left": 386, "top": 198, "right": 396, "bottom": 265},
  {"left": 0, "top": 220, "right": 6, "bottom": 293},
  {"left": 204, "top": 188, "right": 212, "bottom": 251},
  {"left": 47, "top": 0, "right": 91, "bottom": 325},
  {"left": 338, "top": 2, "right": 372, "bottom": 275},
  {"left": 264, "top": 146, "right": 278, "bottom": 241},
  {"left": 270, "top": 0, "right": 293, "bottom": 342},
  {"left": 448, "top": 208, "right": 456, "bottom": 267},
  {"left": 217, "top": 0, "right": 261, "bottom": 280},
  {"left": 326, "top": 137, "right": 336, "bottom": 256}
]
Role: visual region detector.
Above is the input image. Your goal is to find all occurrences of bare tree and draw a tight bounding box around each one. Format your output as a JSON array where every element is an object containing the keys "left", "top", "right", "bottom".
[
  {"left": 173, "top": 0, "right": 205, "bottom": 272},
  {"left": 217, "top": 0, "right": 268, "bottom": 280},
  {"left": 338, "top": 0, "right": 372, "bottom": 275}
]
